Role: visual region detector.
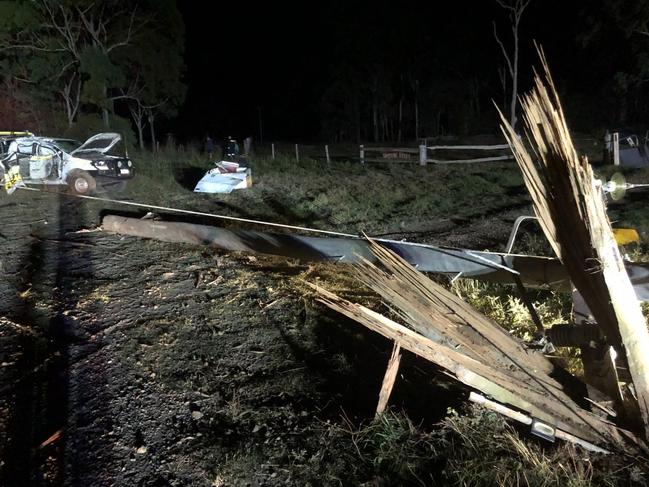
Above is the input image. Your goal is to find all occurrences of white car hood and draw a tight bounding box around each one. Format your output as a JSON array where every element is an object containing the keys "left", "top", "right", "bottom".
[{"left": 72, "top": 133, "right": 121, "bottom": 155}]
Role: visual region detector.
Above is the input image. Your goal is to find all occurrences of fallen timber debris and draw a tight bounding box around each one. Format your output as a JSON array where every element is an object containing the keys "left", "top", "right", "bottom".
[
  {"left": 499, "top": 47, "right": 649, "bottom": 439},
  {"left": 375, "top": 343, "right": 402, "bottom": 417},
  {"left": 307, "top": 51, "right": 649, "bottom": 452},
  {"left": 102, "top": 213, "right": 642, "bottom": 450},
  {"left": 308, "top": 239, "right": 639, "bottom": 452},
  {"left": 101, "top": 215, "right": 649, "bottom": 301}
]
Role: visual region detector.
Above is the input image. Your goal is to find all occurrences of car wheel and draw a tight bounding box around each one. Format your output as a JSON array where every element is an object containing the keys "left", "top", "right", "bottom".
[{"left": 67, "top": 170, "right": 97, "bottom": 195}]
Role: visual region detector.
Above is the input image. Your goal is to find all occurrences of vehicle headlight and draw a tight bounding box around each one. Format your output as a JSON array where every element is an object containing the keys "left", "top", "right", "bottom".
[
  {"left": 127, "top": 160, "right": 132, "bottom": 167},
  {"left": 117, "top": 161, "right": 123, "bottom": 168}
]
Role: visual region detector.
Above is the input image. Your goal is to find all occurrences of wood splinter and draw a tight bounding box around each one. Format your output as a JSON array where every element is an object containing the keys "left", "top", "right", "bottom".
[{"left": 375, "top": 342, "right": 402, "bottom": 417}]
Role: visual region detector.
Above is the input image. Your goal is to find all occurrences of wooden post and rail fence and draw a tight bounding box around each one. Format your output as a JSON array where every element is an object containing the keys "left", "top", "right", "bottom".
[{"left": 265, "top": 141, "right": 514, "bottom": 165}]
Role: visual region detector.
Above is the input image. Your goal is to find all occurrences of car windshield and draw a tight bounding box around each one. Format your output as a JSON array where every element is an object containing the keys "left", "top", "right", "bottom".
[{"left": 53, "top": 139, "right": 81, "bottom": 153}]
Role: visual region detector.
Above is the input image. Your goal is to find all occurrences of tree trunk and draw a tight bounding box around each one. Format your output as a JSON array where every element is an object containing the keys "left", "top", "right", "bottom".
[
  {"left": 61, "top": 73, "right": 81, "bottom": 127},
  {"left": 471, "top": 78, "right": 481, "bottom": 119},
  {"left": 413, "top": 79, "right": 420, "bottom": 140},
  {"left": 498, "top": 65, "right": 508, "bottom": 114},
  {"left": 619, "top": 98, "right": 628, "bottom": 125},
  {"left": 128, "top": 102, "right": 146, "bottom": 149},
  {"left": 148, "top": 110, "right": 156, "bottom": 152},
  {"left": 372, "top": 100, "right": 379, "bottom": 142},
  {"left": 63, "top": 96, "right": 74, "bottom": 127},
  {"left": 102, "top": 85, "right": 111, "bottom": 128},
  {"left": 397, "top": 96, "right": 403, "bottom": 143},
  {"left": 510, "top": 19, "right": 519, "bottom": 130},
  {"left": 493, "top": 0, "right": 530, "bottom": 132},
  {"left": 355, "top": 99, "right": 361, "bottom": 143},
  {"left": 136, "top": 120, "right": 145, "bottom": 150},
  {"left": 414, "top": 100, "right": 419, "bottom": 140}
]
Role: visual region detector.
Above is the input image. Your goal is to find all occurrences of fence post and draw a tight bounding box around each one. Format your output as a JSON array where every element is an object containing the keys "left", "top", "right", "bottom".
[
  {"left": 271, "top": 143, "right": 275, "bottom": 160},
  {"left": 295, "top": 143, "right": 300, "bottom": 162},
  {"left": 325, "top": 144, "right": 330, "bottom": 163},
  {"left": 419, "top": 144, "right": 427, "bottom": 166},
  {"left": 613, "top": 132, "right": 620, "bottom": 166},
  {"left": 360, "top": 144, "right": 365, "bottom": 164}
]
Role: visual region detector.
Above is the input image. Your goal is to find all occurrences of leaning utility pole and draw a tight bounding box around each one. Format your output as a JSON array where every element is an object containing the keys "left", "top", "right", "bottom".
[{"left": 500, "top": 47, "right": 649, "bottom": 438}]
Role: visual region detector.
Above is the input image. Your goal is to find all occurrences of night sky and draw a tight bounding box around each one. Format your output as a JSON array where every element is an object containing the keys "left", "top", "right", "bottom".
[{"left": 174, "top": 1, "right": 614, "bottom": 143}]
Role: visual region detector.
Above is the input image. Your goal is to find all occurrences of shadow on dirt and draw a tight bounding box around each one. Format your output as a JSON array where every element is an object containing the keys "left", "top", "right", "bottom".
[
  {"left": 0, "top": 193, "right": 102, "bottom": 486},
  {"left": 274, "top": 306, "right": 465, "bottom": 425},
  {"left": 1, "top": 237, "right": 63, "bottom": 486}
]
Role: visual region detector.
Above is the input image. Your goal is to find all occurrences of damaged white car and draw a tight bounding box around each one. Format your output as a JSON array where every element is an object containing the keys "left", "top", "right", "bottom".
[
  {"left": 0, "top": 132, "right": 134, "bottom": 195},
  {"left": 194, "top": 160, "right": 252, "bottom": 194}
]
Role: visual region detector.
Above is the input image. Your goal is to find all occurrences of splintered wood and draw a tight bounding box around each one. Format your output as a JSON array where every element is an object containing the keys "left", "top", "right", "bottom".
[
  {"left": 375, "top": 343, "right": 402, "bottom": 417},
  {"left": 309, "top": 240, "right": 636, "bottom": 451},
  {"left": 310, "top": 49, "right": 649, "bottom": 451},
  {"left": 499, "top": 47, "right": 649, "bottom": 438}
]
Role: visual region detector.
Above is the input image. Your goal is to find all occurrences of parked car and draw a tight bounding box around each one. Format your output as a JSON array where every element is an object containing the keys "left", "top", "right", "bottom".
[{"left": 0, "top": 132, "right": 134, "bottom": 195}]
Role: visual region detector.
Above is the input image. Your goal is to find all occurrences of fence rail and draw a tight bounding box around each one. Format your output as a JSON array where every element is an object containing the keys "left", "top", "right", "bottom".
[
  {"left": 429, "top": 154, "right": 513, "bottom": 164},
  {"left": 262, "top": 141, "right": 513, "bottom": 165}
]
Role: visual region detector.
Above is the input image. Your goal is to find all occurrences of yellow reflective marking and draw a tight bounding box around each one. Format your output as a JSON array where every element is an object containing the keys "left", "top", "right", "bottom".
[
  {"left": 4, "top": 166, "right": 23, "bottom": 194},
  {"left": 613, "top": 228, "right": 640, "bottom": 245}
]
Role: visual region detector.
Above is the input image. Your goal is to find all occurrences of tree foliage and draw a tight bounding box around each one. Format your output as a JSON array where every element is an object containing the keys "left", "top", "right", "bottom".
[{"left": 0, "top": 0, "right": 185, "bottom": 143}]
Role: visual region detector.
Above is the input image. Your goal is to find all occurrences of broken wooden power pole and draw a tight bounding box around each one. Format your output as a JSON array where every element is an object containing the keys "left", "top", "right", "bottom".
[
  {"left": 101, "top": 214, "right": 649, "bottom": 302},
  {"left": 309, "top": 239, "right": 639, "bottom": 451},
  {"left": 102, "top": 215, "right": 577, "bottom": 288},
  {"left": 499, "top": 47, "right": 649, "bottom": 438}
]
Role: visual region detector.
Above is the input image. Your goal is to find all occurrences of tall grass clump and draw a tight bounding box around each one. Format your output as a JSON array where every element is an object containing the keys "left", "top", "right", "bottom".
[{"left": 293, "top": 407, "right": 643, "bottom": 486}]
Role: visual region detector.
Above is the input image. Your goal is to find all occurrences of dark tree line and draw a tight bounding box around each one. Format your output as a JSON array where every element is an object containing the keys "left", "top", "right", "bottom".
[
  {"left": 0, "top": 0, "right": 185, "bottom": 148},
  {"left": 3, "top": 0, "right": 649, "bottom": 145},
  {"left": 319, "top": 1, "right": 488, "bottom": 143},
  {"left": 316, "top": 0, "right": 649, "bottom": 143}
]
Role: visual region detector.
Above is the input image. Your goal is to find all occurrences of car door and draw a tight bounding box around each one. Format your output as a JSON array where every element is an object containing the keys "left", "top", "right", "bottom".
[{"left": 29, "top": 144, "right": 58, "bottom": 180}]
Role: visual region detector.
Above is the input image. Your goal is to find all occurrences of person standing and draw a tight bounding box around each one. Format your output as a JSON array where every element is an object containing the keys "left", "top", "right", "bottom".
[
  {"left": 222, "top": 135, "right": 240, "bottom": 160},
  {"left": 205, "top": 135, "right": 215, "bottom": 160}
]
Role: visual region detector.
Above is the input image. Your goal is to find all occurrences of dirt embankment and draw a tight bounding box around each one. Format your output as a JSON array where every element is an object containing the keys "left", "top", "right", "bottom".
[{"left": 1, "top": 190, "right": 466, "bottom": 486}]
